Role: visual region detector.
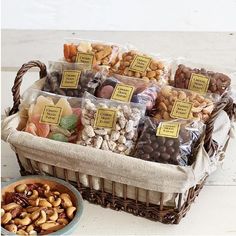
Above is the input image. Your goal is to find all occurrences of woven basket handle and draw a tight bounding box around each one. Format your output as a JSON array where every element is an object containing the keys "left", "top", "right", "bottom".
[
  {"left": 9, "top": 60, "right": 47, "bottom": 116},
  {"left": 204, "top": 95, "right": 233, "bottom": 155}
]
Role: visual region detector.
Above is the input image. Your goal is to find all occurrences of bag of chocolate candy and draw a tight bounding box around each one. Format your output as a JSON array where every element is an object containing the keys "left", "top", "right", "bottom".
[
  {"left": 152, "top": 85, "right": 220, "bottom": 123},
  {"left": 110, "top": 49, "right": 171, "bottom": 85},
  {"left": 134, "top": 118, "right": 205, "bottom": 166},
  {"left": 43, "top": 61, "right": 105, "bottom": 98},
  {"left": 77, "top": 92, "right": 146, "bottom": 155},
  {"left": 19, "top": 89, "right": 82, "bottom": 143},
  {"left": 95, "top": 74, "right": 160, "bottom": 111},
  {"left": 63, "top": 38, "right": 121, "bottom": 68},
  {"left": 170, "top": 59, "right": 234, "bottom": 95}
]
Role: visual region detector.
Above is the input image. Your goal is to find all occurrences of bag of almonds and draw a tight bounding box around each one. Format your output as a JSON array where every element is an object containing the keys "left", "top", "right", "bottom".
[
  {"left": 77, "top": 92, "right": 146, "bottom": 155},
  {"left": 152, "top": 85, "right": 220, "bottom": 123},
  {"left": 95, "top": 74, "right": 161, "bottom": 111},
  {"left": 19, "top": 89, "right": 82, "bottom": 143},
  {"left": 134, "top": 118, "right": 205, "bottom": 166},
  {"left": 169, "top": 59, "right": 233, "bottom": 95},
  {"left": 43, "top": 61, "right": 106, "bottom": 98},
  {"left": 63, "top": 38, "right": 121, "bottom": 68},
  {"left": 110, "top": 50, "right": 170, "bottom": 85}
]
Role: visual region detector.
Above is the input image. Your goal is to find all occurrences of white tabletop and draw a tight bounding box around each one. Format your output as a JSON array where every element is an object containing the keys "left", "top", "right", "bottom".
[{"left": 1, "top": 30, "right": 236, "bottom": 235}]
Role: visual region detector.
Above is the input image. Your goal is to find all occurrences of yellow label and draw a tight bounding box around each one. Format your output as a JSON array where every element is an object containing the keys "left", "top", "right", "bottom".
[
  {"left": 188, "top": 73, "right": 210, "bottom": 94},
  {"left": 170, "top": 100, "right": 193, "bottom": 119},
  {"left": 60, "top": 70, "right": 81, "bottom": 89},
  {"left": 76, "top": 52, "right": 94, "bottom": 69},
  {"left": 40, "top": 105, "right": 62, "bottom": 125},
  {"left": 111, "top": 84, "right": 135, "bottom": 102},
  {"left": 156, "top": 122, "right": 180, "bottom": 138},
  {"left": 129, "top": 55, "right": 151, "bottom": 73},
  {"left": 94, "top": 108, "right": 117, "bottom": 129}
]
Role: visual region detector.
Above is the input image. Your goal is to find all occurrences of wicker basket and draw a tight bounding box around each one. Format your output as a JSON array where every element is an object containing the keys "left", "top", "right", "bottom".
[{"left": 3, "top": 61, "right": 234, "bottom": 224}]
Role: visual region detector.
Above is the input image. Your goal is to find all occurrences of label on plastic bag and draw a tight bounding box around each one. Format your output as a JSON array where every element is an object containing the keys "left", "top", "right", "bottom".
[
  {"left": 94, "top": 108, "right": 117, "bottom": 129},
  {"left": 170, "top": 100, "right": 192, "bottom": 119},
  {"left": 60, "top": 70, "right": 81, "bottom": 89},
  {"left": 40, "top": 105, "right": 62, "bottom": 125},
  {"left": 76, "top": 53, "right": 94, "bottom": 68},
  {"left": 111, "top": 84, "right": 135, "bottom": 102},
  {"left": 188, "top": 73, "right": 210, "bottom": 94},
  {"left": 129, "top": 55, "right": 151, "bottom": 73},
  {"left": 156, "top": 122, "right": 180, "bottom": 138}
]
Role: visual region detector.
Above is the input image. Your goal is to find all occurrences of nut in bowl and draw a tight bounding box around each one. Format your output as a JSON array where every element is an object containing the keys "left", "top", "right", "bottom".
[{"left": 1, "top": 176, "right": 83, "bottom": 235}]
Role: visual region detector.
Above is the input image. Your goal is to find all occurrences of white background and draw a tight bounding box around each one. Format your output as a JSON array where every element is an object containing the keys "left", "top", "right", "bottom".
[{"left": 2, "top": 0, "right": 236, "bottom": 31}]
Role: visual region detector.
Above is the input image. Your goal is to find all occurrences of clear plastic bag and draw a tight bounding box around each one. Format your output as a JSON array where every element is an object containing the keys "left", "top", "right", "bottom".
[
  {"left": 152, "top": 85, "right": 221, "bottom": 123},
  {"left": 77, "top": 92, "right": 146, "bottom": 155},
  {"left": 19, "top": 89, "right": 82, "bottom": 143},
  {"left": 134, "top": 118, "right": 205, "bottom": 166},
  {"left": 170, "top": 58, "right": 233, "bottom": 95},
  {"left": 110, "top": 50, "right": 171, "bottom": 85},
  {"left": 95, "top": 74, "right": 161, "bottom": 111},
  {"left": 43, "top": 61, "right": 106, "bottom": 97},
  {"left": 63, "top": 38, "right": 121, "bottom": 67}
]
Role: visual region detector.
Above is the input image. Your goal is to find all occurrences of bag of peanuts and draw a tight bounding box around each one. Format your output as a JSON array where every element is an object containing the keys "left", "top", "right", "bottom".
[
  {"left": 169, "top": 59, "right": 233, "bottom": 95},
  {"left": 19, "top": 89, "right": 82, "bottom": 143},
  {"left": 152, "top": 85, "right": 221, "bottom": 123},
  {"left": 43, "top": 61, "right": 106, "bottom": 98},
  {"left": 110, "top": 49, "right": 170, "bottom": 85},
  {"left": 63, "top": 38, "right": 121, "bottom": 68},
  {"left": 77, "top": 92, "right": 146, "bottom": 155},
  {"left": 134, "top": 117, "right": 205, "bottom": 166},
  {"left": 95, "top": 74, "right": 161, "bottom": 111}
]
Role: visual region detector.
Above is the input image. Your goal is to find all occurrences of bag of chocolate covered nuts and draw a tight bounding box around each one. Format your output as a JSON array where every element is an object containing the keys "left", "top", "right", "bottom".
[
  {"left": 134, "top": 118, "right": 205, "bottom": 166},
  {"left": 170, "top": 59, "right": 233, "bottom": 96},
  {"left": 43, "top": 61, "right": 106, "bottom": 98}
]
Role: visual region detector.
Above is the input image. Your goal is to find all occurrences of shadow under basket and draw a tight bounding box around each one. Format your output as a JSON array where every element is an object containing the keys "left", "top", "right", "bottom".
[{"left": 4, "top": 60, "right": 235, "bottom": 224}]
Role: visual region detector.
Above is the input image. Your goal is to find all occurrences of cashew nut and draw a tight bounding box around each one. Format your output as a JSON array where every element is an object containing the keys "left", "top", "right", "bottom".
[
  {"left": 2, "top": 203, "right": 21, "bottom": 211},
  {"left": 43, "top": 184, "right": 50, "bottom": 192},
  {"left": 15, "top": 184, "right": 27, "bottom": 193},
  {"left": 16, "top": 229, "right": 28, "bottom": 235},
  {"left": 1, "top": 212, "right": 12, "bottom": 224},
  {"left": 26, "top": 224, "right": 34, "bottom": 233},
  {"left": 48, "top": 208, "right": 58, "bottom": 221},
  {"left": 57, "top": 218, "right": 69, "bottom": 225},
  {"left": 30, "top": 210, "right": 40, "bottom": 221},
  {"left": 14, "top": 215, "right": 31, "bottom": 226},
  {"left": 48, "top": 196, "right": 61, "bottom": 207},
  {"left": 35, "top": 210, "right": 46, "bottom": 226},
  {"left": 28, "top": 190, "right": 39, "bottom": 200},
  {"left": 60, "top": 193, "right": 72, "bottom": 208},
  {"left": 4, "top": 224, "right": 17, "bottom": 233},
  {"left": 55, "top": 206, "right": 64, "bottom": 213},
  {"left": 28, "top": 198, "right": 39, "bottom": 207},
  {"left": 40, "top": 221, "right": 59, "bottom": 230},
  {"left": 66, "top": 206, "right": 76, "bottom": 219},
  {"left": 38, "top": 199, "right": 52, "bottom": 208},
  {"left": 26, "top": 206, "right": 40, "bottom": 213}
]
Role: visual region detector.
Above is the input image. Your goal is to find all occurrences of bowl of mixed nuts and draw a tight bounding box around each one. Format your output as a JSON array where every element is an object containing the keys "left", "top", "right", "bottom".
[{"left": 1, "top": 175, "right": 83, "bottom": 235}]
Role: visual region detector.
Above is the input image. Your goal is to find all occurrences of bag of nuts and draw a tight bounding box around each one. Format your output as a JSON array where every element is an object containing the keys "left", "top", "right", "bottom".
[
  {"left": 110, "top": 50, "right": 170, "bottom": 84},
  {"left": 95, "top": 74, "right": 161, "bottom": 111},
  {"left": 43, "top": 61, "right": 106, "bottom": 98},
  {"left": 20, "top": 89, "right": 82, "bottom": 143},
  {"left": 63, "top": 38, "right": 121, "bottom": 68},
  {"left": 170, "top": 59, "right": 233, "bottom": 95},
  {"left": 152, "top": 85, "right": 220, "bottom": 123},
  {"left": 77, "top": 92, "right": 146, "bottom": 155},
  {"left": 134, "top": 118, "right": 205, "bottom": 166}
]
